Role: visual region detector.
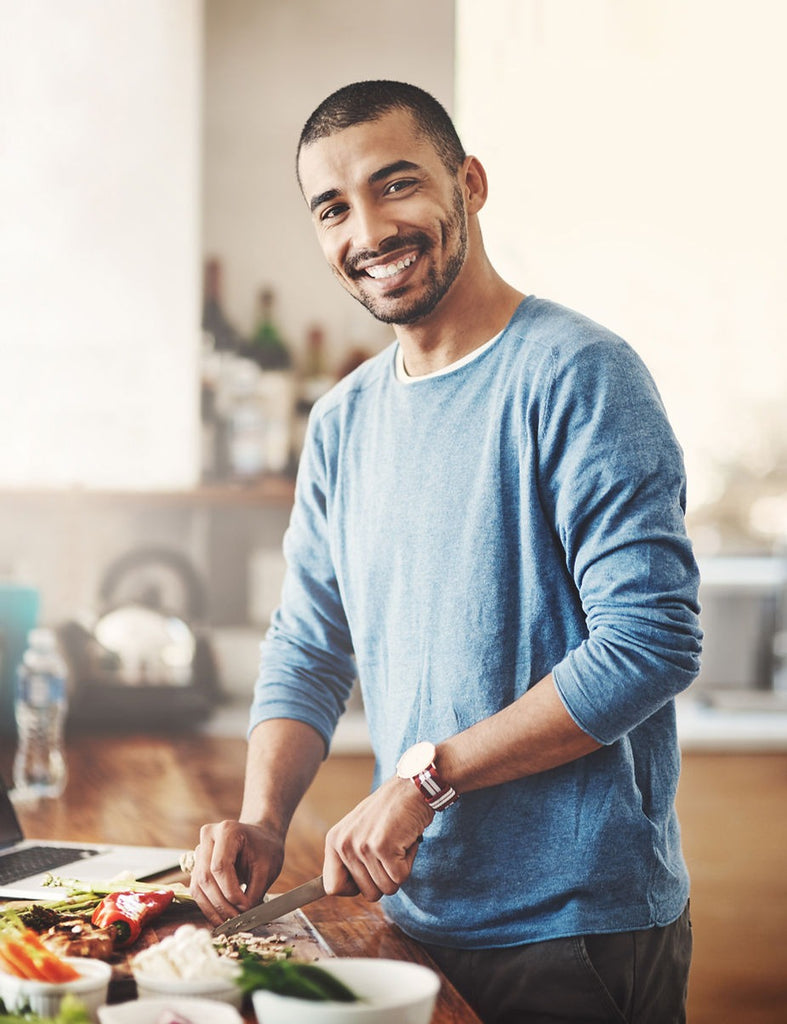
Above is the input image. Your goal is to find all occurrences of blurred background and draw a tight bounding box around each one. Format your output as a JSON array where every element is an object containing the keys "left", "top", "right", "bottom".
[{"left": 0, "top": 0, "right": 786, "bottom": 735}]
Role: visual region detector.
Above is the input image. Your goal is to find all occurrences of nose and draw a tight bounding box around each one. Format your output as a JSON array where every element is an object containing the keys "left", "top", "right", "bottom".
[{"left": 351, "top": 199, "right": 398, "bottom": 254}]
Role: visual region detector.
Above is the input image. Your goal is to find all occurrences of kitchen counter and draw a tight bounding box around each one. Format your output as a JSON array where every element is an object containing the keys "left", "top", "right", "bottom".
[{"left": 0, "top": 735, "right": 481, "bottom": 1024}]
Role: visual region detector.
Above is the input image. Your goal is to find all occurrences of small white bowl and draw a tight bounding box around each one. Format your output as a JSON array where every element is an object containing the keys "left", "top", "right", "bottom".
[
  {"left": 250, "top": 958, "right": 440, "bottom": 1024},
  {"left": 98, "top": 994, "right": 244, "bottom": 1024},
  {"left": 132, "top": 965, "right": 243, "bottom": 1009},
  {"left": 0, "top": 957, "right": 112, "bottom": 1022}
]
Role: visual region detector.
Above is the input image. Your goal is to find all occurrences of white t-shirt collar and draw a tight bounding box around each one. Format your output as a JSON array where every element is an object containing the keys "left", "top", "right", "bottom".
[{"left": 395, "top": 331, "right": 502, "bottom": 384}]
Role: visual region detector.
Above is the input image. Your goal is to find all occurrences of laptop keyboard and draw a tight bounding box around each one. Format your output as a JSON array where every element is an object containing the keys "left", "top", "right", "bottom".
[{"left": 0, "top": 845, "right": 100, "bottom": 885}]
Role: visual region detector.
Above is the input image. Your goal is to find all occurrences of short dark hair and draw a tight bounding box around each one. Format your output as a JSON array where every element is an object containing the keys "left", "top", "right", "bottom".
[{"left": 296, "top": 80, "right": 466, "bottom": 187}]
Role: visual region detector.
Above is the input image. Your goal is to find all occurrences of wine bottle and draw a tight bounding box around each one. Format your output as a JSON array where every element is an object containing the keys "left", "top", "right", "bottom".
[
  {"left": 248, "top": 288, "right": 292, "bottom": 370},
  {"left": 202, "top": 258, "right": 244, "bottom": 353}
]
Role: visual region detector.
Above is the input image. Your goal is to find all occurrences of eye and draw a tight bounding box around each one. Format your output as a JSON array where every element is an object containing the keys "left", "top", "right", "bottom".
[
  {"left": 384, "top": 178, "right": 418, "bottom": 196},
  {"left": 319, "top": 202, "right": 348, "bottom": 222}
]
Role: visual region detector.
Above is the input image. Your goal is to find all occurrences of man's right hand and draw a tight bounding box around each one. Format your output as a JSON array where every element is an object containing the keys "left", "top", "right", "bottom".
[{"left": 189, "top": 819, "right": 285, "bottom": 928}]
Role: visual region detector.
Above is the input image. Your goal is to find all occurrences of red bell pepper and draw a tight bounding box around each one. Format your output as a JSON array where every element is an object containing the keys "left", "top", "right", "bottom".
[{"left": 91, "top": 889, "right": 174, "bottom": 948}]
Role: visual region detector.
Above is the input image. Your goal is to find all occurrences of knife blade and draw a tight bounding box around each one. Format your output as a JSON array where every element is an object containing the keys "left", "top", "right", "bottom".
[{"left": 212, "top": 875, "right": 326, "bottom": 937}]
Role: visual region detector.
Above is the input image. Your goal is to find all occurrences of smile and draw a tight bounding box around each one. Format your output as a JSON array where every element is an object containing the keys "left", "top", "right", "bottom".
[{"left": 364, "top": 252, "right": 418, "bottom": 280}]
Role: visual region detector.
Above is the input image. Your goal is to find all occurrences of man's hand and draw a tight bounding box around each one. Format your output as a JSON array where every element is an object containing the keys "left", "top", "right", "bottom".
[
  {"left": 189, "top": 819, "right": 285, "bottom": 928},
  {"left": 323, "top": 775, "right": 434, "bottom": 901}
]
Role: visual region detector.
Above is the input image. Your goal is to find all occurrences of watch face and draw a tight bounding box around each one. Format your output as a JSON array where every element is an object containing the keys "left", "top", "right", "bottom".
[{"left": 397, "top": 740, "right": 436, "bottom": 779}]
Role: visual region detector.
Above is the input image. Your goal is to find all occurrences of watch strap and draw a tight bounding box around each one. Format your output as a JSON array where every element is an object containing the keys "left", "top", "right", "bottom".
[{"left": 411, "top": 761, "right": 459, "bottom": 811}]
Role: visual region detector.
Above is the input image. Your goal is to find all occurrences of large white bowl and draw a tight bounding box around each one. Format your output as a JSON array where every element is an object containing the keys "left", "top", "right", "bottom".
[
  {"left": 97, "top": 994, "right": 244, "bottom": 1024},
  {"left": 250, "top": 958, "right": 440, "bottom": 1024},
  {"left": 132, "top": 963, "right": 243, "bottom": 1009},
  {"left": 0, "top": 957, "right": 112, "bottom": 1022}
]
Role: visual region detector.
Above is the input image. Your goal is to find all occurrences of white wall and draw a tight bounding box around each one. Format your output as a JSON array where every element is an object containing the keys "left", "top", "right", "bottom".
[
  {"left": 0, "top": 0, "right": 203, "bottom": 489},
  {"left": 202, "top": 0, "right": 456, "bottom": 370},
  {"left": 455, "top": 0, "right": 787, "bottom": 542}
]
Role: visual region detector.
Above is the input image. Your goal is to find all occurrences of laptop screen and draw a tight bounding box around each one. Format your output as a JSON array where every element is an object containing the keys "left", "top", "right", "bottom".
[{"left": 0, "top": 773, "right": 26, "bottom": 849}]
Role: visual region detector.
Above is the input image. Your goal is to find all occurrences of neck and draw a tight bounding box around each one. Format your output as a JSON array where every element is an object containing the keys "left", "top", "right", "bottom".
[{"left": 395, "top": 257, "right": 525, "bottom": 377}]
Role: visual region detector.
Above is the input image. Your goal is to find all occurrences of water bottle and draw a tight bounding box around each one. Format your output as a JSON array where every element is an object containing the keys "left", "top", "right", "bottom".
[{"left": 13, "top": 627, "right": 68, "bottom": 799}]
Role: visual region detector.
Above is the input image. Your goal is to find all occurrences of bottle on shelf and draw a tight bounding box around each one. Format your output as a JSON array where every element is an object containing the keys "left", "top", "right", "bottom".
[
  {"left": 200, "top": 258, "right": 245, "bottom": 482},
  {"left": 247, "top": 288, "right": 292, "bottom": 371},
  {"left": 201, "top": 258, "right": 244, "bottom": 354},
  {"left": 13, "top": 627, "right": 68, "bottom": 800},
  {"left": 228, "top": 286, "right": 295, "bottom": 476},
  {"left": 225, "top": 358, "right": 269, "bottom": 480}
]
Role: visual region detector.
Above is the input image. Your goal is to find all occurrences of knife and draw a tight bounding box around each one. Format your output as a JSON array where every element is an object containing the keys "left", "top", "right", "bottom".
[{"left": 212, "top": 875, "right": 326, "bottom": 937}]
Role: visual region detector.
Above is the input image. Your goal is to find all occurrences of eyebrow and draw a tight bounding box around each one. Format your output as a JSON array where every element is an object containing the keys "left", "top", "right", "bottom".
[
  {"left": 308, "top": 159, "right": 423, "bottom": 214},
  {"left": 368, "top": 159, "right": 421, "bottom": 184},
  {"left": 309, "top": 188, "right": 340, "bottom": 214}
]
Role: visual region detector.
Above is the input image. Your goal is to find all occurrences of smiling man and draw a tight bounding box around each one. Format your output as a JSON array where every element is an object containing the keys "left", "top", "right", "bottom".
[{"left": 191, "top": 81, "right": 703, "bottom": 1024}]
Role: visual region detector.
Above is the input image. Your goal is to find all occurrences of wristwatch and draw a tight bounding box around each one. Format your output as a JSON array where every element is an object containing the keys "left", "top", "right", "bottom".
[{"left": 396, "top": 740, "right": 459, "bottom": 811}]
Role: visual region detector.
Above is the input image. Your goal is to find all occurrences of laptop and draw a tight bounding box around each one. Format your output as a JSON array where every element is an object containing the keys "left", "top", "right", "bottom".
[{"left": 0, "top": 773, "right": 186, "bottom": 901}]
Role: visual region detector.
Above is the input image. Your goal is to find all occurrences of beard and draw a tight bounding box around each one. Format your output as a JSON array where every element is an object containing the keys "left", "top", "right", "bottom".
[{"left": 342, "top": 185, "right": 468, "bottom": 326}]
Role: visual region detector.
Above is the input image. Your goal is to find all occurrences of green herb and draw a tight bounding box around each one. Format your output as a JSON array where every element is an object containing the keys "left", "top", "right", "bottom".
[
  {"left": 0, "top": 993, "right": 91, "bottom": 1022},
  {"left": 236, "top": 958, "right": 361, "bottom": 1002}
]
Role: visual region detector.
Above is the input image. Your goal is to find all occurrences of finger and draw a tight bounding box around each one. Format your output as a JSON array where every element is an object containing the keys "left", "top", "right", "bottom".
[
  {"left": 323, "top": 845, "right": 375, "bottom": 899},
  {"left": 189, "top": 834, "right": 247, "bottom": 924},
  {"left": 208, "top": 851, "right": 248, "bottom": 908},
  {"left": 191, "top": 881, "right": 236, "bottom": 927}
]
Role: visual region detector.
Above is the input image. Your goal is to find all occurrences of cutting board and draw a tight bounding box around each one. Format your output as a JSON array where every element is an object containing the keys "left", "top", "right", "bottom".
[{"left": 107, "top": 899, "right": 333, "bottom": 1003}]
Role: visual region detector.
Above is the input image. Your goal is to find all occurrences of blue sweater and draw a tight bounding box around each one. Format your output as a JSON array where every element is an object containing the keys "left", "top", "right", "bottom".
[{"left": 251, "top": 296, "right": 703, "bottom": 948}]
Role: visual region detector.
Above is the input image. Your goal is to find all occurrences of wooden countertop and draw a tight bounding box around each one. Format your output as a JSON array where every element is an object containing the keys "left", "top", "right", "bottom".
[{"left": 0, "top": 734, "right": 481, "bottom": 1023}]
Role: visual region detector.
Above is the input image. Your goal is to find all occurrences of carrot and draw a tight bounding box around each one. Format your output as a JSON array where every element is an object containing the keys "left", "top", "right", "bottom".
[
  {"left": 32, "top": 953, "right": 80, "bottom": 983},
  {"left": 0, "top": 943, "right": 25, "bottom": 978},
  {"left": 0, "top": 939, "right": 46, "bottom": 980},
  {"left": 0, "top": 930, "right": 81, "bottom": 983},
  {"left": 23, "top": 931, "right": 81, "bottom": 983}
]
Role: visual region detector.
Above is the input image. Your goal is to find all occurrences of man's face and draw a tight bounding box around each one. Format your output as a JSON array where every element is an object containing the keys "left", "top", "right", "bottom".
[{"left": 298, "top": 110, "right": 469, "bottom": 325}]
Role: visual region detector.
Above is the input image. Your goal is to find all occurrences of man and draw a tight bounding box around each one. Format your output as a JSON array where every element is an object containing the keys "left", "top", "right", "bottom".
[{"left": 191, "top": 81, "right": 702, "bottom": 1023}]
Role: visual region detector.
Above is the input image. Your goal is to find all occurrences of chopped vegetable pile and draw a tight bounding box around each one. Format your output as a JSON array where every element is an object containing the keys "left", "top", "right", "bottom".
[{"left": 0, "top": 920, "right": 80, "bottom": 983}]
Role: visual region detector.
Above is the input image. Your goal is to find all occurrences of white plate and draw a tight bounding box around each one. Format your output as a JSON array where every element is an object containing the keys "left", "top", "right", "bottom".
[{"left": 97, "top": 995, "right": 243, "bottom": 1024}]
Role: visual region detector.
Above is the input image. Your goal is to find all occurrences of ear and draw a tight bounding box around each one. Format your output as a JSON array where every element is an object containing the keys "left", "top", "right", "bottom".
[{"left": 460, "top": 155, "right": 488, "bottom": 215}]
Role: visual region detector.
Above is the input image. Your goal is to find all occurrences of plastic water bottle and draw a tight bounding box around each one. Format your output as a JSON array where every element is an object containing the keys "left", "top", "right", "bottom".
[{"left": 13, "top": 628, "right": 68, "bottom": 799}]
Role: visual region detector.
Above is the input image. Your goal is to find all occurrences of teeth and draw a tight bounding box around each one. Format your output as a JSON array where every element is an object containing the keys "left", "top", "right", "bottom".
[{"left": 366, "top": 254, "right": 416, "bottom": 279}]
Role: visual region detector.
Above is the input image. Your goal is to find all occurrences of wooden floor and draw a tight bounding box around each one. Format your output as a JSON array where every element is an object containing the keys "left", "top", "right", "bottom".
[{"left": 304, "top": 752, "right": 787, "bottom": 1024}]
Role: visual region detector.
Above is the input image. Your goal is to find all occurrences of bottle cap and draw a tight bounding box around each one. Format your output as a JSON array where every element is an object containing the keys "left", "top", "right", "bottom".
[{"left": 27, "top": 627, "right": 56, "bottom": 650}]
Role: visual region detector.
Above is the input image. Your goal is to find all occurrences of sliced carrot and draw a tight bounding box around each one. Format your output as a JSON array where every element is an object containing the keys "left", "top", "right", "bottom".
[
  {"left": 0, "top": 932, "right": 80, "bottom": 983},
  {"left": 0, "top": 939, "right": 46, "bottom": 980},
  {"left": 22, "top": 933, "right": 81, "bottom": 983},
  {"left": 35, "top": 952, "right": 80, "bottom": 983},
  {"left": 0, "top": 944, "right": 26, "bottom": 978},
  {"left": 32, "top": 956, "right": 72, "bottom": 983}
]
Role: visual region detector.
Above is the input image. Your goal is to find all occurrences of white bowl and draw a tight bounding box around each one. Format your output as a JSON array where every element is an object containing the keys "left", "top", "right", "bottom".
[
  {"left": 250, "top": 958, "right": 440, "bottom": 1024},
  {"left": 97, "top": 994, "right": 244, "bottom": 1024},
  {"left": 132, "top": 964, "right": 243, "bottom": 1009},
  {"left": 0, "top": 957, "right": 112, "bottom": 1022}
]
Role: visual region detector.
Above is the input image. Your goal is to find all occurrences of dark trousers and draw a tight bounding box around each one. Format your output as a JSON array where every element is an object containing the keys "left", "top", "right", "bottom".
[{"left": 422, "top": 903, "right": 692, "bottom": 1024}]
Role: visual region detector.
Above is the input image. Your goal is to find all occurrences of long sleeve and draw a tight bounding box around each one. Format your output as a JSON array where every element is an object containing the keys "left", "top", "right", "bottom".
[
  {"left": 249, "top": 413, "right": 357, "bottom": 750},
  {"left": 542, "top": 335, "right": 703, "bottom": 743}
]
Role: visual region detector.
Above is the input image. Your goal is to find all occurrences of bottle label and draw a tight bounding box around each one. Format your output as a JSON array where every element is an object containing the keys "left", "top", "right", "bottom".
[{"left": 18, "top": 673, "right": 65, "bottom": 709}]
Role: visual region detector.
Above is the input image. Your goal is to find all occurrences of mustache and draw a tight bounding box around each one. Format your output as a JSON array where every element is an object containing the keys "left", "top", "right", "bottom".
[{"left": 344, "top": 232, "right": 432, "bottom": 276}]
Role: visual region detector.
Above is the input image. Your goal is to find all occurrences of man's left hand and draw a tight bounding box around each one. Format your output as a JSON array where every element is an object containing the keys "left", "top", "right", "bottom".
[{"left": 322, "top": 775, "right": 434, "bottom": 901}]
